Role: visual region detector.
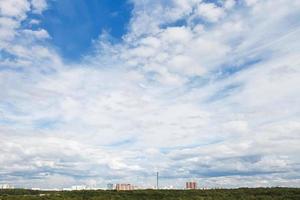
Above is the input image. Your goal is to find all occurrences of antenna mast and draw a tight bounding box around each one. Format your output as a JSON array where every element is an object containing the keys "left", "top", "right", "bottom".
[{"left": 156, "top": 171, "right": 159, "bottom": 189}]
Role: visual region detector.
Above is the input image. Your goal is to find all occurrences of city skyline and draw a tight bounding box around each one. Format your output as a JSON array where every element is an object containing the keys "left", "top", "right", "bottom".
[{"left": 0, "top": 0, "right": 300, "bottom": 189}]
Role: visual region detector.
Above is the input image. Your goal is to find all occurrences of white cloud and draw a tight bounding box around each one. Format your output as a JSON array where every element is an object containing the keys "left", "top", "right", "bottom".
[
  {"left": 22, "top": 29, "right": 50, "bottom": 39},
  {"left": 0, "top": 0, "right": 30, "bottom": 19},
  {"left": 0, "top": 0, "right": 51, "bottom": 68},
  {"left": 224, "top": 0, "right": 236, "bottom": 10},
  {"left": 0, "top": 17, "right": 20, "bottom": 41},
  {"left": 244, "top": 0, "right": 258, "bottom": 7},
  {"left": 195, "top": 3, "right": 225, "bottom": 22},
  {"left": 31, "top": 0, "right": 47, "bottom": 14},
  {"left": 29, "top": 19, "right": 40, "bottom": 25}
]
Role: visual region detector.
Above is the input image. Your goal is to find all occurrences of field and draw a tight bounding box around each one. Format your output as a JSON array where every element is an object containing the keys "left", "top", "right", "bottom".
[{"left": 1, "top": 188, "right": 300, "bottom": 200}]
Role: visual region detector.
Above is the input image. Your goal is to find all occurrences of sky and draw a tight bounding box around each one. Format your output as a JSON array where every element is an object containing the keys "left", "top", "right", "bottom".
[{"left": 0, "top": 0, "right": 300, "bottom": 189}]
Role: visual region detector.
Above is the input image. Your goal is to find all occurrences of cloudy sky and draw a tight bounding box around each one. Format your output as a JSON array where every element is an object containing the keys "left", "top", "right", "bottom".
[{"left": 0, "top": 0, "right": 300, "bottom": 189}]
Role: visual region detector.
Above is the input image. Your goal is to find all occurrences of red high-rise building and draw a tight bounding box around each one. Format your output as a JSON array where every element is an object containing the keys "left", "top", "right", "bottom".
[
  {"left": 116, "top": 184, "right": 134, "bottom": 191},
  {"left": 186, "top": 182, "right": 197, "bottom": 189}
]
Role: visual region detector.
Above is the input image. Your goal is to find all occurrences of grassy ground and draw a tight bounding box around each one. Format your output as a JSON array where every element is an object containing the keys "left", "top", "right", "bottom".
[{"left": 1, "top": 188, "right": 300, "bottom": 200}]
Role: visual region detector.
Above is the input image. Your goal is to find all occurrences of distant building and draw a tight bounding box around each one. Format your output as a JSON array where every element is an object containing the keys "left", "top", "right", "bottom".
[
  {"left": 71, "top": 185, "right": 87, "bottom": 190},
  {"left": 186, "top": 182, "right": 197, "bottom": 190},
  {"left": 116, "top": 184, "right": 134, "bottom": 191},
  {"left": 0, "top": 184, "right": 14, "bottom": 189},
  {"left": 62, "top": 188, "right": 72, "bottom": 191}
]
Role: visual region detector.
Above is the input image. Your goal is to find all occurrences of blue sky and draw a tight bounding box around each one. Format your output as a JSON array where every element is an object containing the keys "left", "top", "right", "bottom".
[
  {"left": 37, "top": 0, "right": 132, "bottom": 60},
  {"left": 0, "top": 0, "right": 300, "bottom": 189}
]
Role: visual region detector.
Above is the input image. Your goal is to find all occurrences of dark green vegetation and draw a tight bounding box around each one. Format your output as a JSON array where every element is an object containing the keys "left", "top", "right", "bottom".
[{"left": 1, "top": 188, "right": 300, "bottom": 200}]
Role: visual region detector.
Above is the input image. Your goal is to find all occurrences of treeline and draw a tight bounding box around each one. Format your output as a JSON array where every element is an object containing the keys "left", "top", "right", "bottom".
[{"left": 0, "top": 188, "right": 300, "bottom": 200}]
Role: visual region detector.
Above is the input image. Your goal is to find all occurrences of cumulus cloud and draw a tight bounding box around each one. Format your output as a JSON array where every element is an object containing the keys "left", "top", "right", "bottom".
[
  {"left": 0, "top": 0, "right": 55, "bottom": 71},
  {"left": 31, "top": 0, "right": 47, "bottom": 14},
  {"left": 195, "top": 3, "right": 225, "bottom": 22},
  {"left": 0, "top": 0, "right": 30, "bottom": 19},
  {"left": 0, "top": 0, "right": 300, "bottom": 189},
  {"left": 22, "top": 29, "right": 50, "bottom": 39}
]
